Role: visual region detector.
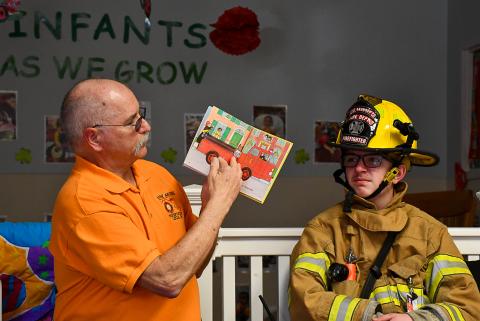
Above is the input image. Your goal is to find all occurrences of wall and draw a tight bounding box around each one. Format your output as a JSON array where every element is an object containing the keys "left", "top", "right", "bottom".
[{"left": 0, "top": 0, "right": 448, "bottom": 225}]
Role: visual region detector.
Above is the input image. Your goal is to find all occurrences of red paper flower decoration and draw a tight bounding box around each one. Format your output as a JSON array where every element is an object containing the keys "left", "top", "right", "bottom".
[
  {"left": 140, "top": 0, "right": 151, "bottom": 18},
  {"left": 210, "top": 6, "right": 261, "bottom": 56},
  {"left": 139, "top": 0, "right": 151, "bottom": 30},
  {"left": 0, "top": 0, "right": 21, "bottom": 22},
  {"left": 0, "top": 7, "right": 7, "bottom": 21}
]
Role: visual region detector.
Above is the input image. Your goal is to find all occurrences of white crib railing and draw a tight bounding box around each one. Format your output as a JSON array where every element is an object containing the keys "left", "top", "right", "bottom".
[{"left": 197, "top": 227, "right": 303, "bottom": 321}]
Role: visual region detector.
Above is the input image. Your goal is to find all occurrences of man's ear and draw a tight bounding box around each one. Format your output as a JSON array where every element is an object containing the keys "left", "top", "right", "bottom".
[
  {"left": 83, "top": 128, "right": 103, "bottom": 152},
  {"left": 392, "top": 164, "right": 407, "bottom": 184}
]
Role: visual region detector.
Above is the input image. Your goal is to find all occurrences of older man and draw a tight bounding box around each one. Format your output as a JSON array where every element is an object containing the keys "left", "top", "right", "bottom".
[{"left": 49, "top": 79, "right": 242, "bottom": 321}]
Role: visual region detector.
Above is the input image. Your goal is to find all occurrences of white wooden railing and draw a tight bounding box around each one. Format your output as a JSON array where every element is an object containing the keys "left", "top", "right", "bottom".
[{"left": 197, "top": 227, "right": 302, "bottom": 321}]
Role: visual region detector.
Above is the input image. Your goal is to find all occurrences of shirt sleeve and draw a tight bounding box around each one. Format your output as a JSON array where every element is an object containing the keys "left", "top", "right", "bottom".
[{"left": 65, "top": 211, "right": 160, "bottom": 294}]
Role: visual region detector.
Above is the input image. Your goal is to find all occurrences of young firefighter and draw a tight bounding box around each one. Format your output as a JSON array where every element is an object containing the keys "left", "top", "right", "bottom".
[{"left": 289, "top": 95, "right": 480, "bottom": 321}]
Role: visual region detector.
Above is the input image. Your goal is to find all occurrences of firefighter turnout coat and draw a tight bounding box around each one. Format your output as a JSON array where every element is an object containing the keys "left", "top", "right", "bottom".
[{"left": 289, "top": 183, "right": 480, "bottom": 321}]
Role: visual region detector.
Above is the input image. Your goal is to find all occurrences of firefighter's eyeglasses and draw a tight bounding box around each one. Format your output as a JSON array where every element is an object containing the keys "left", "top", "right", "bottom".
[
  {"left": 342, "top": 154, "right": 384, "bottom": 168},
  {"left": 92, "top": 107, "right": 146, "bottom": 132}
]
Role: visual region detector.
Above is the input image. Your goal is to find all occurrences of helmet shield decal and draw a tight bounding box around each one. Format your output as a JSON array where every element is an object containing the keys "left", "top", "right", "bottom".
[{"left": 340, "top": 99, "right": 380, "bottom": 147}]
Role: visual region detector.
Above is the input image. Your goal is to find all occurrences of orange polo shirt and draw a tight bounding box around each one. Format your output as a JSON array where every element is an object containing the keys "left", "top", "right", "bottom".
[{"left": 49, "top": 156, "right": 200, "bottom": 321}]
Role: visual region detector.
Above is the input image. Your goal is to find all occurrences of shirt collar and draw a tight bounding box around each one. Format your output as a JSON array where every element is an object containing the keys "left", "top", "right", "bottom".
[{"left": 73, "top": 155, "right": 147, "bottom": 194}]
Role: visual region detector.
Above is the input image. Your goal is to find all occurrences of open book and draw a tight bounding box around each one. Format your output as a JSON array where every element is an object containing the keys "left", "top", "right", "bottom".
[{"left": 183, "top": 106, "right": 293, "bottom": 204}]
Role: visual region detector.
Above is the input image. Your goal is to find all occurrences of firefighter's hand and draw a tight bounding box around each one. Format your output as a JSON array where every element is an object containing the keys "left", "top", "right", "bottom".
[
  {"left": 201, "top": 156, "right": 242, "bottom": 217},
  {"left": 373, "top": 313, "right": 413, "bottom": 321}
]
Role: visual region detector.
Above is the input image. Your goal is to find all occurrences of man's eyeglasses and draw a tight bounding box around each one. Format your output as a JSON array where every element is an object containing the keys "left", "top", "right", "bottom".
[
  {"left": 92, "top": 107, "right": 146, "bottom": 132},
  {"left": 342, "top": 154, "right": 384, "bottom": 168}
]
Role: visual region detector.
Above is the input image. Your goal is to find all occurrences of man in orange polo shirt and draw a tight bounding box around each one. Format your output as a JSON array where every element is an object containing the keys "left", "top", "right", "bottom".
[{"left": 49, "top": 78, "right": 243, "bottom": 321}]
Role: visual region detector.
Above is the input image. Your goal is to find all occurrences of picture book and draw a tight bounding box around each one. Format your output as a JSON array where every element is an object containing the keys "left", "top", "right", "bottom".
[{"left": 183, "top": 106, "right": 293, "bottom": 204}]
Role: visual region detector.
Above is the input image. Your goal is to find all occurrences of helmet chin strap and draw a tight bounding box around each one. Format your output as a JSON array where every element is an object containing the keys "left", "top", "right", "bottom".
[
  {"left": 366, "top": 166, "right": 400, "bottom": 199},
  {"left": 333, "top": 164, "right": 401, "bottom": 212}
]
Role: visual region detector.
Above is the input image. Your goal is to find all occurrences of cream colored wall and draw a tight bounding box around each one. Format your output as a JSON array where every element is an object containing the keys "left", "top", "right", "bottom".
[{"left": 0, "top": 173, "right": 448, "bottom": 226}]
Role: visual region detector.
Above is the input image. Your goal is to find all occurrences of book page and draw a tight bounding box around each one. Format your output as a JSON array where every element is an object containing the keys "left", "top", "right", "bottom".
[{"left": 183, "top": 106, "right": 293, "bottom": 204}]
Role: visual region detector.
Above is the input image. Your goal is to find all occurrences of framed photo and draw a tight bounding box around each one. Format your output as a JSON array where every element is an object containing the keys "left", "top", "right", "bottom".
[
  {"left": 44, "top": 115, "right": 75, "bottom": 163},
  {"left": 314, "top": 120, "right": 341, "bottom": 163},
  {"left": 184, "top": 113, "right": 204, "bottom": 155},
  {"left": 461, "top": 46, "right": 480, "bottom": 172},
  {"left": 253, "top": 105, "right": 287, "bottom": 138},
  {"left": 0, "top": 90, "right": 17, "bottom": 141},
  {"left": 140, "top": 101, "right": 152, "bottom": 147}
]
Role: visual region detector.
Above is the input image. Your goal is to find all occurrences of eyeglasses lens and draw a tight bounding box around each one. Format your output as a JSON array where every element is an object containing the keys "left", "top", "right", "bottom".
[{"left": 342, "top": 154, "right": 383, "bottom": 168}]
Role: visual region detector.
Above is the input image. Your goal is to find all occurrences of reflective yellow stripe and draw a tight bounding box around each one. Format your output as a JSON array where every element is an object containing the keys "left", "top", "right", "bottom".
[
  {"left": 371, "top": 285, "right": 401, "bottom": 306},
  {"left": 396, "top": 284, "right": 428, "bottom": 308},
  {"left": 371, "top": 284, "right": 429, "bottom": 310},
  {"left": 328, "top": 295, "right": 361, "bottom": 321},
  {"left": 294, "top": 252, "right": 331, "bottom": 285},
  {"left": 437, "top": 303, "right": 466, "bottom": 321},
  {"left": 425, "top": 255, "right": 472, "bottom": 301}
]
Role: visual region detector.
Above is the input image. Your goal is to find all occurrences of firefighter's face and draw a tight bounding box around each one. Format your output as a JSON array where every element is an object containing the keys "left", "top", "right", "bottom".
[{"left": 344, "top": 150, "right": 392, "bottom": 198}]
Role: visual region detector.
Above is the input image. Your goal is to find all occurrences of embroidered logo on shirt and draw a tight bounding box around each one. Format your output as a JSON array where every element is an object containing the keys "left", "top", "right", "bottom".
[
  {"left": 164, "top": 202, "right": 174, "bottom": 212},
  {"left": 157, "top": 191, "right": 184, "bottom": 220}
]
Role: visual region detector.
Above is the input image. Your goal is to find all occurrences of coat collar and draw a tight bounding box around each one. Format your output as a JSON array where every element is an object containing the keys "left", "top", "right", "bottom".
[{"left": 345, "top": 182, "right": 409, "bottom": 232}]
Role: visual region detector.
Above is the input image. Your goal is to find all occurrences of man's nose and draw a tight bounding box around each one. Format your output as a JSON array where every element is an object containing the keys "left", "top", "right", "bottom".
[{"left": 139, "top": 118, "right": 151, "bottom": 133}]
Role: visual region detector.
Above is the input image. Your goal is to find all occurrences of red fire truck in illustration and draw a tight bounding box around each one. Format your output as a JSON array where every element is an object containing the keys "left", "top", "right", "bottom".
[{"left": 196, "top": 130, "right": 284, "bottom": 182}]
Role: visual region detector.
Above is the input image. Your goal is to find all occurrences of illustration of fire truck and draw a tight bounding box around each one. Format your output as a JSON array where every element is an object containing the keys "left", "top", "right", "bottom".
[{"left": 196, "top": 126, "right": 285, "bottom": 182}]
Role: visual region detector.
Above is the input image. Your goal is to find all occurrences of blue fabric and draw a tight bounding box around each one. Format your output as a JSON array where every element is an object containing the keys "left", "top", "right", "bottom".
[{"left": 0, "top": 222, "right": 51, "bottom": 247}]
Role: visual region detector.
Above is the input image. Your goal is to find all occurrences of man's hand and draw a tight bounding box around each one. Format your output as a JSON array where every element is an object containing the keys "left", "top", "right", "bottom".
[
  {"left": 373, "top": 313, "right": 413, "bottom": 321},
  {"left": 201, "top": 156, "right": 242, "bottom": 217}
]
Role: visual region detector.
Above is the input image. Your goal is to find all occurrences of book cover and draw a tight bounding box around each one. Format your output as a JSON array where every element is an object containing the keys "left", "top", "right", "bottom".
[{"left": 183, "top": 106, "right": 293, "bottom": 204}]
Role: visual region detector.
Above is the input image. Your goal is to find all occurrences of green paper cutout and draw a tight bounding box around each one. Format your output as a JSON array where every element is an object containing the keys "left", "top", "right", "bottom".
[
  {"left": 294, "top": 148, "right": 310, "bottom": 164},
  {"left": 15, "top": 147, "right": 32, "bottom": 164},
  {"left": 161, "top": 147, "right": 177, "bottom": 164}
]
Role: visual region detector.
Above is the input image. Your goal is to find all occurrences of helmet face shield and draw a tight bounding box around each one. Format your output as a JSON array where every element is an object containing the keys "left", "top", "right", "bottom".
[{"left": 330, "top": 94, "right": 439, "bottom": 167}]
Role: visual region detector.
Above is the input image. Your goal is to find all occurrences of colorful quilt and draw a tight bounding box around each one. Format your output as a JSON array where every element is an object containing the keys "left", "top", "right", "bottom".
[{"left": 0, "top": 222, "right": 55, "bottom": 321}]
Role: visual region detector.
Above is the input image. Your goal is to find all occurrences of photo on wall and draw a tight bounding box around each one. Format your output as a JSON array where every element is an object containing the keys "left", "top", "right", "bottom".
[
  {"left": 253, "top": 105, "right": 287, "bottom": 138},
  {"left": 45, "top": 115, "right": 75, "bottom": 163},
  {"left": 314, "top": 120, "right": 341, "bottom": 163},
  {"left": 184, "top": 113, "right": 204, "bottom": 155},
  {"left": 0, "top": 90, "right": 17, "bottom": 141},
  {"left": 140, "top": 101, "right": 152, "bottom": 146},
  {"left": 467, "top": 48, "right": 480, "bottom": 169}
]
